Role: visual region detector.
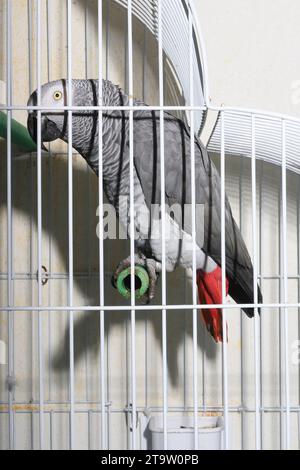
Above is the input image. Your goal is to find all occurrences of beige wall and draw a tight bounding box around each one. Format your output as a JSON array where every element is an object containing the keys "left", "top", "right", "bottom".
[{"left": 196, "top": 0, "right": 300, "bottom": 117}]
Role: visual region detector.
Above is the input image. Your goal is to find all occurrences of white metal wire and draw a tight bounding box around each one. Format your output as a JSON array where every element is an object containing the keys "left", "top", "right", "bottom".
[
  {"left": 281, "top": 120, "right": 290, "bottom": 450},
  {"left": 5, "top": 0, "right": 14, "bottom": 451},
  {"left": 220, "top": 111, "right": 229, "bottom": 449},
  {"left": 157, "top": 0, "right": 168, "bottom": 451},
  {"left": 251, "top": 115, "right": 261, "bottom": 450},
  {"left": 188, "top": 4, "right": 198, "bottom": 451},
  {"left": 36, "top": 0, "right": 44, "bottom": 450},
  {"left": 67, "top": 0, "right": 75, "bottom": 450},
  {"left": 127, "top": 0, "right": 137, "bottom": 451},
  {"left": 97, "top": 0, "right": 106, "bottom": 452}
]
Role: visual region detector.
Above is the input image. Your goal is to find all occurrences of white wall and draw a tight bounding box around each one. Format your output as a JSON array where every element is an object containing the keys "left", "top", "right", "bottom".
[{"left": 195, "top": 0, "right": 300, "bottom": 117}]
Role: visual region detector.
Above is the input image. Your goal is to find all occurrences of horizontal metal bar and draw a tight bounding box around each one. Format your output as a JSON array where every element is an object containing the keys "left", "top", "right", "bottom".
[
  {"left": 2, "top": 104, "right": 300, "bottom": 126},
  {"left": 1, "top": 404, "right": 300, "bottom": 414},
  {"left": 0, "top": 272, "right": 113, "bottom": 280},
  {"left": 0, "top": 302, "right": 299, "bottom": 312},
  {"left": 0, "top": 273, "right": 299, "bottom": 281},
  {"left": 0, "top": 105, "right": 207, "bottom": 112}
]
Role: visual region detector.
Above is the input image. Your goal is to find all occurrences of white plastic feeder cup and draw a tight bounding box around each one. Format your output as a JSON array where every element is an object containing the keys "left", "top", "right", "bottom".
[{"left": 148, "top": 416, "right": 224, "bottom": 450}]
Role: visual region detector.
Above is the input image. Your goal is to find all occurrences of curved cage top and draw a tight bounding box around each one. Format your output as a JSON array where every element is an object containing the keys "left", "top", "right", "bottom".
[
  {"left": 115, "top": 0, "right": 207, "bottom": 132},
  {"left": 208, "top": 109, "right": 300, "bottom": 175}
]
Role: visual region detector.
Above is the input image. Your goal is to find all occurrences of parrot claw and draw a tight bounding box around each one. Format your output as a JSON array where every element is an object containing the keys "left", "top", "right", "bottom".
[{"left": 113, "top": 253, "right": 161, "bottom": 303}]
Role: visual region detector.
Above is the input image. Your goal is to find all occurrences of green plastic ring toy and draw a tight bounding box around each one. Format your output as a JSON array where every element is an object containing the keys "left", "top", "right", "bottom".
[{"left": 116, "top": 265, "right": 150, "bottom": 300}]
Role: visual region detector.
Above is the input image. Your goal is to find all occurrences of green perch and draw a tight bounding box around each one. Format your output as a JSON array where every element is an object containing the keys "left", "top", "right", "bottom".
[
  {"left": 116, "top": 265, "right": 150, "bottom": 300},
  {"left": 0, "top": 111, "right": 37, "bottom": 153}
]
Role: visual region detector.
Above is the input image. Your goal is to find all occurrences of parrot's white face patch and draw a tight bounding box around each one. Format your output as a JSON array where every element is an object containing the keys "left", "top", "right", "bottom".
[
  {"left": 27, "top": 79, "right": 68, "bottom": 144},
  {"left": 41, "top": 80, "right": 66, "bottom": 106},
  {"left": 28, "top": 79, "right": 67, "bottom": 110}
]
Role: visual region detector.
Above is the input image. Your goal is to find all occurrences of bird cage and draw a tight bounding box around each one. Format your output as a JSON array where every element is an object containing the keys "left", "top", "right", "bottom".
[{"left": 0, "top": 0, "right": 299, "bottom": 451}]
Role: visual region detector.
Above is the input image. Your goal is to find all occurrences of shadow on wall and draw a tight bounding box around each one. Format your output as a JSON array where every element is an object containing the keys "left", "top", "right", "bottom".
[
  {"left": 0, "top": 138, "right": 218, "bottom": 391},
  {"left": 0, "top": 0, "right": 216, "bottom": 398},
  {"left": 1, "top": 0, "right": 293, "bottom": 400}
]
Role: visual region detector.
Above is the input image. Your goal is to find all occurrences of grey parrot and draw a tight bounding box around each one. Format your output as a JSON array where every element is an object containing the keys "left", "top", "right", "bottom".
[{"left": 27, "top": 79, "right": 262, "bottom": 342}]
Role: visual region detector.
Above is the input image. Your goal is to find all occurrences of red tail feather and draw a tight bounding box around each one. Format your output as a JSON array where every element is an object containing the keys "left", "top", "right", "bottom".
[{"left": 197, "top": 267, "right": 229, "bottom": 343}]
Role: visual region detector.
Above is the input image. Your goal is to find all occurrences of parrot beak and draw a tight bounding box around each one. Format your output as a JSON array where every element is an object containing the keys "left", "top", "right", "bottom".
[{"left": 27, "top": 113, "right": 48, "bottom": 152}]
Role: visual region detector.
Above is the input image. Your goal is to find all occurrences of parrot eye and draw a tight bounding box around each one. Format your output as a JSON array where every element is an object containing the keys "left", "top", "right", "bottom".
[{"left": 53, "top": 91, "right": 62, "bottom": 101}]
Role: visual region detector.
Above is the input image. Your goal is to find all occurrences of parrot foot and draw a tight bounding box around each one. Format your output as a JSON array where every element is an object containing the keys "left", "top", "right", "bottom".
[{"left": 113, "top": 253, "right": 161, "bottom": 303}]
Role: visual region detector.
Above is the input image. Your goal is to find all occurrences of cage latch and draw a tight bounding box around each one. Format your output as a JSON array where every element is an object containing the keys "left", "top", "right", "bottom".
[
  {"left": 6, "top": 374, "right": 16, "bottom": 393},
  {"left": 35, "top": 265, "right": 49, "bottom": 286},
  {"left": 124, "top": 403, "right": 139, "bottom": 431}
]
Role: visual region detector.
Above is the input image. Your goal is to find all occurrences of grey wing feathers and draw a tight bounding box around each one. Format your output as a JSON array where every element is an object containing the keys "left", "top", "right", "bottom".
[{"left": 133, "top": 109, "right": 262, "bottom": 314}]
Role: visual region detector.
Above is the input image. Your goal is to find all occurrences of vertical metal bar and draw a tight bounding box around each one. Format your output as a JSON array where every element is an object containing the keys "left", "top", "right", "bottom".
[
  {"left": 6, "top": 0, "right": 14, "bottom": 451},
  {"left": 142, "top": 23, "right": 148, "bottom": 410},
  {"left": 28, "top": 0, "right": 33, "bottom": 91},
  {"left": 188, "top": 3, "right": 198, "bottom": 451},
  {"left": 84, "top": 0, "right": 92, "bottom": 406},
  {"left": 28, "top": 0, "right": 36, "bottom": 421},
  {"left": 158, "top": 0, "right": 168, "bottom": 450},
  {"left": 220, "top": 111, "right": 229, "bottom": 449},
  {"left": 36, "top": 0, "right": 44, "bottom": 450},
  {"left": 127, "top": 0, "right": 136, "bottom": 451},
  {"left": 298, "top": 410, "right": 300, "bottom": 449},
  {"left": 298, "top": 178, "right": 300, "bottom": 449},
  {"left": 97, "top": 0, "right": 106, "bottom": 451},
  {"left": 67, "top": 0, "right": 75, "bottom": 450},
  {"left": 281, "top": 119, "right": 290, "bottom": 449},
  {"left": 84, "top": 0, "right": 90, "bottom": 408},
  {"left": 279, "top": 171, "right": 284, "bottom": 450},
  {"left": 251, "top": 115, "right": 261, "bottom": 449},
  {"left": 50, "top": 410, "right": 53, "bottom": 450},
  {"left": 124, "top": 8, "right": 129, "bottom": 450},
  {"left": 105, "top": 0, "right": 110, "bottom": 80},
  {"left": 238, "top": 157, "right": 245, "bottom": 449},
  {"left": 46, "top": 0, "right": 53, "bottom": 404},
  {"left": 183, "top": 307, "right": 187, "bottom": 412},
  {"left": 142, "top": 25, "right": 147, "bottom": 103},
  {"left": 105, "top": 0, "right": 110, "bottom": 448},
  {"left": 46, "top": 0, "right": 52, "bottom": 81},
  {"left": 259, "top": 160, "right": 264, "bottom": 449},
  {"left": 84, "top": 0, "right": 89, "bottom": 78}
]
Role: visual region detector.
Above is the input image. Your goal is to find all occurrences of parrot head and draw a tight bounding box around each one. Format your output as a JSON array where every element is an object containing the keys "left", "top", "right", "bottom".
[
  {"left": 27, "top": 79, "right": 69, "bottom": 146},
  {"left": 27, "top": 79, "right": 99, "bottom": 149}
]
